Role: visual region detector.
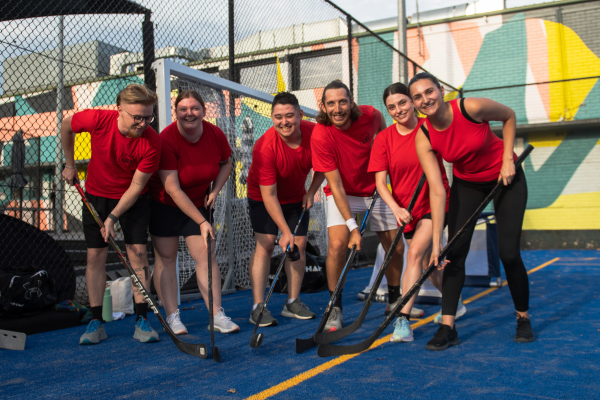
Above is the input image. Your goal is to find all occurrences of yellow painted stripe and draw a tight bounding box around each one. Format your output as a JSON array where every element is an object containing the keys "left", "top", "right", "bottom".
[{"left": 247, "top": 257, "right": 560, "bottom": 400}]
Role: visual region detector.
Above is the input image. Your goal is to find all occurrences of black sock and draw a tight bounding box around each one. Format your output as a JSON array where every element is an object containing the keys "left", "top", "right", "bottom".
[
  {"left": 400, "top": 312, "right": 410, "bottom": 321},
  {"left": 329, "top": 290, "right": 343, "bottom": 310},
  {"left": 135, "top": 303, "right": 148, "bottom": 321},
  {"left": 388, "top": 285, "right": 400, "bottom": 304},
  {"left": 91, "top": 306, "right": 104, "bottom": 322}
]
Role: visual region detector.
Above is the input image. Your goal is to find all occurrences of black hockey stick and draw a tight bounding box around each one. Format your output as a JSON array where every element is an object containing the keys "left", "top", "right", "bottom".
[
  {"left": 317, "top": 145, "right": 534, "bottom": 357},
  {"left": 250, "top": 207, "right": 307, "bottom": 348},
  {"left": 314, "top": 173, "right": 426, "bottom": 345},
  {"left": 74, "top": 182, "right": 207, "bottom": 359},
  {"left": 295, "top": 189, "right": 379, "bottom": 354},
  {"left": 206, "top": 206, "right": 221, "bottom": 362}
]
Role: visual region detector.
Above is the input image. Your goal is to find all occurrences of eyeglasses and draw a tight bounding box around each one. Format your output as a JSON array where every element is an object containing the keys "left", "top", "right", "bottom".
[{"left": 121, "top": 108, "right": 155, "bottom": 124}]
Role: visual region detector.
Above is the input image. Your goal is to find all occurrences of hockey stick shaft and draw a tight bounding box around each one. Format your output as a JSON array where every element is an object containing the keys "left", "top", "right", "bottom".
[
  {"left": 207, "top": 207, "right": 220, "bottom": 362},
  {"left": 317, "top": 145, "right": 534, "bottom": 357},
  {"left": 74, "top": 182, "right": 207, "bottom": 358},
  {"left": 314, "top": 173, "right": 426, "bottom": 345}
]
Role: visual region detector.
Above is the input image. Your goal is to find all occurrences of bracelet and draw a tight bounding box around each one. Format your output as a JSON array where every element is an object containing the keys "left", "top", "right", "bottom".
[
  {"left": 345, "top": 218, "right": 359, "bottom": 232},
  {"left": 64, "top": 165, "right": 77, "bottom": 169},
  {"left": 200, "top": 219, "right": 208, "bottom": 227},
  {"left": 107, "top": 213, "right": 119, "bottom": 223}
]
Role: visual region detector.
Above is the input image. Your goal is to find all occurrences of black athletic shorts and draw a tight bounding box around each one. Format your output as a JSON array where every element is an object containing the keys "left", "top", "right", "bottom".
[
  {"left": 82, "top": 192, "right": 151, "bottom": 248},
  {"left": 403, "top": 212, "right": 448, "bottom": 240},
  {"left": 248, "top": 198, "right": 309, "bottom": 236},
  {"left": 149, "top": 199, "right": 214, "bottom": 237}
]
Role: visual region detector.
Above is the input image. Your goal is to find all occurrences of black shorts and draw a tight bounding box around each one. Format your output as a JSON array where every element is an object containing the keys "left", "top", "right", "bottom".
[
  {"left": 248, "top": 198, "right": 309, "bottom": 236},
  {"left": 82, "top": 192, "right": 150, "bottom": 248},
  {"left": 149, "top": 199, "right": 213, "bottom": 237},
  {"left": 403, "top": 212, "right": 448, "bottom": 240}
]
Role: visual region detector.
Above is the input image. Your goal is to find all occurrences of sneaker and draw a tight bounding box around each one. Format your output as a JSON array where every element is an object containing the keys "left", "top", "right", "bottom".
[
  {"left": 282, "top": 298, "right": 316, "bottom": 320},
  {"left": 514, "top": 313, "right": 535, "bottom": 343},
  {"left": 425, "top": 324, "right": 460, "bottom": 351},
  {"left": 385, "top": 298, "right": 424, "bottom": 319},
  {"left": 133, "top": 318, "right": 160, "bottom": 343},
  {"left": 324, "top": 306, "right": 344, "bottom": 332},
  {"left": 249, "top": 303, "right": 278, "bottom": 327},
  {"left": 79, "top": 319, "right": 107, "bottom": 345},
  {"left": 390, "top": 316, "right": 414, "bottom": 342},
  {"left": 167, "top": 310, "right": 188, "bottom": 335},
  {"left": 434, "top": 298, "right": 467, "bottom": 324},
  {"left": 210, "top": 308, "right": 240, "bottom": 333}
]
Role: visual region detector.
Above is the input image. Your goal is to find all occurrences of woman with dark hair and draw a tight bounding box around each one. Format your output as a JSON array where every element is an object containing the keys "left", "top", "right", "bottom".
[
  {"left": 411, "top": 72, "right": 533, "bottom": 351},
  {"left": 368, "top": 83, "right": 462, "bottom": 343},
  {"left": 148, "top": 90, "right": 240, "bottom": 335}
]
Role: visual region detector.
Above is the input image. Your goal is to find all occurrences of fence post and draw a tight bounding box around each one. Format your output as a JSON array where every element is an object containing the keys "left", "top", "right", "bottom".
[
  {"left": 397, "top": 0, "right": 409, "bottom": 84},
  {"left": 347, "top": 15, "right": 354, "bottom": 97},
  {"left": 54, "top": 15, "right": 64, "bottom": 234},
  {"left": 142, "top": 12, "right": 157, "bottom": 130}
]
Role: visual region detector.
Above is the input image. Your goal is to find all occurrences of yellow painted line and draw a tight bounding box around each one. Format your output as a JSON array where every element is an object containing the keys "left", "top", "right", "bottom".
[{"left": 247, "top": 257, "right": 560, "bottom": 400}]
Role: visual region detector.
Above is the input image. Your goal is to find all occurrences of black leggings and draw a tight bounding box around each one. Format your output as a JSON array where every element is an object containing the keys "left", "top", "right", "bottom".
[{"left": 442, "top": 168, "right": 529, "bottom": 315}]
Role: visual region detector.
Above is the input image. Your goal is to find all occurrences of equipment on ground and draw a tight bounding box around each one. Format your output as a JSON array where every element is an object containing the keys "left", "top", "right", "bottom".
[{"left": 0, "top": 329, "right": 26, "bottom": 350}]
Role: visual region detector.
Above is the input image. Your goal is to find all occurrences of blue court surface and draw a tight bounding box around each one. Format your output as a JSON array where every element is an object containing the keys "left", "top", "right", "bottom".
[{"left": 1, "top": 250, "right": 599, "bottom": 399}]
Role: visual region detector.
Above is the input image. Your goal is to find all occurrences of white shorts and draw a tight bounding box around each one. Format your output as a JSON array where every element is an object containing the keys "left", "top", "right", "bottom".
[{"left": 326, "top": 195, "right": 397, "bottom": 232}]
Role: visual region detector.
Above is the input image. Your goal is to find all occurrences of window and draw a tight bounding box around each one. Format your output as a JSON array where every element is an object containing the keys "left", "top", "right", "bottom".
[
  {"left": 238, "top": 61, "right": 278, "bottom": 94},
  {"left": 292, "top": 48, "right": 342, "bottom": 91}
]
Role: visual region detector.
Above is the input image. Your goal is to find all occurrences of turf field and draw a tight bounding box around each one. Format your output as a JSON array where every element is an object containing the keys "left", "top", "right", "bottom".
[{"left": 1, "top": 250, "right": 599, "bottom": 399}]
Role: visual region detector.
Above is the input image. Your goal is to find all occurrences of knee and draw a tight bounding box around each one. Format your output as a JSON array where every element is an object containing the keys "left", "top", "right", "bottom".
[
  {"left": 329, "top": 238, "right": 347, "bottom": 255},
  {"left": 406, "top": 247, "right": 423, "bottom": 266},
  {"left": 127, "top": 245, "right": 148, "bottom": 261},
  {"left": 256, "top": 240, "right": 275, "bottom": 255},
  {"left": 499, "top": 251, "right": 523, "bottom": 271}
]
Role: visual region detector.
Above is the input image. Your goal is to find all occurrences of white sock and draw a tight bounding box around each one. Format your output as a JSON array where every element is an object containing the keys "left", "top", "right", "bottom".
[
  {"left": 287, "top": 298, "right": 296, "bottom": 304},
  {"left": 253, "top": 303, "right": 259, "bottom": 311}
]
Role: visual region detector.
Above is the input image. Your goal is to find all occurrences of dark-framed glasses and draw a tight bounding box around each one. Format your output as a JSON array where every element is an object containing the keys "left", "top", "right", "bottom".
[{"left": 122, "top": 108, "right": 155, "bottom": 124}]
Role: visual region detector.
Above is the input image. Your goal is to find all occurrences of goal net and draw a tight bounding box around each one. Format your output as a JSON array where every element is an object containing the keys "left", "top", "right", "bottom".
[{"left": 153, "top": 60, "right": 328, "bottom": 294}]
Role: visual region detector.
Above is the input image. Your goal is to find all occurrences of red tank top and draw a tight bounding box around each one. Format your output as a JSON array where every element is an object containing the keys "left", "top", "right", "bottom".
[{"left": 424, "top": 99, "right": 514, "bottom": 182}]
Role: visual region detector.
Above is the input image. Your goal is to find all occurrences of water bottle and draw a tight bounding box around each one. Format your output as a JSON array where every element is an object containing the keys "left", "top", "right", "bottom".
[{"left": 102, "top": 286, "right": 113, "bottom": 322}]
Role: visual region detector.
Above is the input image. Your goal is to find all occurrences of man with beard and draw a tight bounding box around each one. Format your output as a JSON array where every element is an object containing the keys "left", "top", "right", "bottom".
[
  {"left": 311, "top": 81, "right": 405, "bottom": 331},
  {"left": 62, "top": 84, "right": 161, "bottom": 345}
]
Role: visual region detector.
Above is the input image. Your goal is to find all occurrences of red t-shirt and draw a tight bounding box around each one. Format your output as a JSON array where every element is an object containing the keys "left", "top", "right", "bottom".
[
  {"left": 311, "top": 105, "right": 382, "bottom": 197},
  {"left": 148, "top": 120, "right": 232, "bottom": 208},
  {"left": 424, "top": 99, "right": 515, "bottom": 182},
  {"left": 71, "top": 109, "right": 160, "bottom": 199},
  {"left": 247, "top": 120, "right": 315, "bottom": 204},
  {"left": 368, "top": 120, "right": 450, "bottom": 233}
]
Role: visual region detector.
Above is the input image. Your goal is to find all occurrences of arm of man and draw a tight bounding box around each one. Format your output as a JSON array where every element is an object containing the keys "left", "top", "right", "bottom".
[
  {"left": 101, "top": 169, "right": 152, "bottom": 242},
  {"left": 61, "top": 116, "right": 78, "bottom": 185},
  {"left": 377, "top": 109, "right": 387, "bottom": 133},
  {"left": 415, "top": 129, "right": 447, "bottom": 268},
  {"left": 205, "top": 157, "right": 232, "bottom": 209},
  {"left": 303, "top": 171, "right": 325, "bottom": 210},
  {"left": 463, "top": 97, "right": 517, "bottom": 186},
  {"left": 260, "top": 184, "right": 294, "bottom": 253},
  {"left": 374, "top": 171, "right": 411, "bottom": 226},
  {"left": 325, "top": 169, "right": 362, "bottom": 251}
]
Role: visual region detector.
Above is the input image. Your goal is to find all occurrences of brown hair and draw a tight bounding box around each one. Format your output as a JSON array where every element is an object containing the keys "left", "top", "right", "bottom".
[
  {"left": 174, "top": 90, "right": 206, "bottom": 111},
  {"left": 116, "top": 83, "right": 157, "bottom": 106},
  {"left": 316, "top": 80, "right": 362, "bottom": 126}
]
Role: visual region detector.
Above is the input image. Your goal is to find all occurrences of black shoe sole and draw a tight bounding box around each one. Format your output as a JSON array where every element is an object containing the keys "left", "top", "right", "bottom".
[
  {"left": 426, "top": 337, "right": 460, "bottom": 351},
  {"left": 514, "top": 335, "right": 535, "bottom": 343}
]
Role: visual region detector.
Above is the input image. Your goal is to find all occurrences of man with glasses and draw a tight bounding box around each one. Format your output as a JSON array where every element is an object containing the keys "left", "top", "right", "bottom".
[{"left": 61, "top": 84, "right": 162, "bottom": 345}]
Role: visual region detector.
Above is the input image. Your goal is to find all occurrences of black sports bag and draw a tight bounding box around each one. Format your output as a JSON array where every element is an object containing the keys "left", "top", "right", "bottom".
[{"left": 0, "top": 265, "right": 57, "bottom": 316}]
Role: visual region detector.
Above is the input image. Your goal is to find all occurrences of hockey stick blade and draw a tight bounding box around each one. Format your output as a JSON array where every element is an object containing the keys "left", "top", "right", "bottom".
[
  {"left": 317, "top": 145, "right": 534, "bottom": 357},
  {"left": 314, "top": 174, "right": 426, "bottom": 345},
  {"left": 74, "top": 183, "right": 208, "bottom": 359}
]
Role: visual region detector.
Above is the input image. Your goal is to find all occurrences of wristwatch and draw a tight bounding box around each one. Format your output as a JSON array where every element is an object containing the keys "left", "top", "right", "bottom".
[{"left": 108, "top": 213, "right": 119, "bottom": 223}]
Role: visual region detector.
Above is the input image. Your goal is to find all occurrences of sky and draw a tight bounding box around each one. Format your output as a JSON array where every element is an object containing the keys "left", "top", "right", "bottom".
[{"left": 332, "top": 0, "right": 555, "bottom": 23}]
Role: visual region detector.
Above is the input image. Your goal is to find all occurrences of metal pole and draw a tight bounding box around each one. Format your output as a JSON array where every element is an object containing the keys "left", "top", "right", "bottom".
[
  {"left": 228, "top": 0, "right": 235, "bottom": 82},
  {"left": 142, "top": 12, "right": 157, "bottom": 131},
  {"left": 225, "top": 0, "right": 236, "bottom": 291},
  {"left": 397, "top": 0, "right": 409, "bottom": 84},
  {"left": 54, "top": 16, "right": 64, "bottom": 234},
  {"left": 347, "top": 15, "right": 354, "bottom": 97}
]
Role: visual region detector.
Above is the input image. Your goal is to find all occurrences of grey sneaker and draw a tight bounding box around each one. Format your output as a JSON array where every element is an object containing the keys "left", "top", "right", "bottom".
[
  {"left": 209, "top": 308, "right": 240, "bottom": 333},
  {"left": 324, "top": 306, "right": 344, "bottom": 332},
  {"left": 79, "top": 319, "right": 107, "bottom": 345},
  {"left": 434, "top": 297, "right": 467, "bottom": 324},
  {"left": 282, "top": 298, "right": 316, "bottom": 320},
  {"left": 385, "top": 298, "right": 424, "bottom": 318},
  {"left": 249, "top": 302, "right": 278, "bottom": 327},
  {"left": 133, "top": 318, "right": 160, "bottom": 343}
]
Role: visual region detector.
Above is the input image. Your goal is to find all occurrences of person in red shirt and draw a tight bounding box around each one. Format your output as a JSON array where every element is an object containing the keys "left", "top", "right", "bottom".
[
  {"left": 311, "top": 80, "right": 402, "bottom": 332},
  {"left": 147, "top": 90, "right": 239, "bottom": 335},
  {"left": 368, "top": 82, "right": 460, "bottom": 343},
  {"left": 61, "top": 84, "right": 161, "bottom": 345},
  {"left": 246, "top": 92, "right": 324, "bottom": 327},
  {"left": 412, "top": 72, "right": 533, "bottom": 351}
]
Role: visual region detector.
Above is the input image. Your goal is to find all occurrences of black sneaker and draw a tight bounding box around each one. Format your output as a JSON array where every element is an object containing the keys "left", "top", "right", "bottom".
[
  {"left": 426, "top": 324, "right": 460, "bottom": 351},
  {"left": 514, "top": 313, "right": 535, "bottom": 343}
]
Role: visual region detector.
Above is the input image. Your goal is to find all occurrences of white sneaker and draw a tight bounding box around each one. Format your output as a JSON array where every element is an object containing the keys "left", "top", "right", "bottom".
[
  {"left": 434, "top": 298, "right": 467, "bottom": 324},
  {"left": 209, "top": 308, "right": 240, "bottom": 333},
  {"left": 167, "top": 310, "right": 188, "bottom": 335}
]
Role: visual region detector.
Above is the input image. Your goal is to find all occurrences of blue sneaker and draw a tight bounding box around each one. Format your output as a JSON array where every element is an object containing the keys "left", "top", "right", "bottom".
[
  {"left": 390, "top": 316, "right": 414, "bottom": 342},
  {"left": 133, "top": 318, "right": 160, "bottom": 343},
  {"left": 79, "top": 319, "right": 107, "bottom": 345}
]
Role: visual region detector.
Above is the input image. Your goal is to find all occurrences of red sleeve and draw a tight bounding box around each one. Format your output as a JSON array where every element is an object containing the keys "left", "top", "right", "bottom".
[
  {"left": 71, "top": 109, "right": 98, "bottom": 133},
  {"left": 255, "top": 142, "right": 277, "bottom": 187},
  {"left": 158, "top": 140, "right": 178, "bottom": 171},
  {"left": 137, "top": 133, "right": 161, "bottom": 174},
  {"left": 372, "top": 108, "right": 382, "bottom": 132},
  {"left": 215, "top": 126, "right": 232, "bottom": 161},
  {"left": 367, "top": 133, "right": 389, "bottom": 173},
  {"left": 311, "top": 127, "right": 337, "bottom": 173}
]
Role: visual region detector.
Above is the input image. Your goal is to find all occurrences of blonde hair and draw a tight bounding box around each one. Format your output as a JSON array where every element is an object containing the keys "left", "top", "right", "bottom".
[{"left": 116, "top": 84, "right": 158, "bottom": 106}]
